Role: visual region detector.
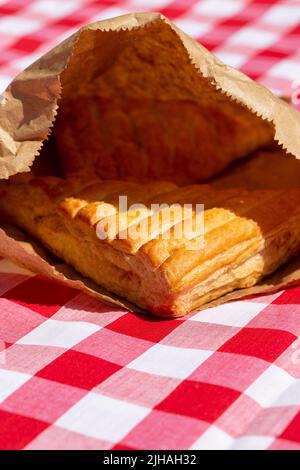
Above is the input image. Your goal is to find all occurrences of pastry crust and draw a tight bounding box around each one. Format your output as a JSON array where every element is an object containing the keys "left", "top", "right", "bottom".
[
  {"left": 214, "top": 149, "right": 300, "bottom": 190},
  {"left": 1, "top": 176, "right": 300, "bottom": 317},
  {"left": 55, "top": 97, "right": 273, "bottom": 185},
  {"left": 55, "top": 25, "right": 274, "bottom": 185}
]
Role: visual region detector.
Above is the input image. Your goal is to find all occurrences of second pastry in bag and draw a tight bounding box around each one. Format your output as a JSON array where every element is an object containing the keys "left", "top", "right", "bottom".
[{"left": 55, "top": 97, "right": 273, "bottom": 185}]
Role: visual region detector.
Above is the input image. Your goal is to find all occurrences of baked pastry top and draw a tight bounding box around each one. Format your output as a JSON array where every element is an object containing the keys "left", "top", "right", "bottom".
[
  {"left": 214, "top": 149, "right": 300, "bottom": 190},
  {"left": 1, "top": 175, "right": 300, "bottom": 316},
  {"left": 55, "top": 97, "right": 273, "bottom": 185}
]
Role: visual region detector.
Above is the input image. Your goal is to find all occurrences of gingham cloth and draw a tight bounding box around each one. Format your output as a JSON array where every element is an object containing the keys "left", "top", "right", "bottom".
[{"left": 0, "top": 0, "right": 300, "bottom": 451}]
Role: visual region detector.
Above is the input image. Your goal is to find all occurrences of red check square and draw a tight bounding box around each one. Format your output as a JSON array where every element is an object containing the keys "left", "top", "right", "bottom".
[
  {"left": 280, "top": 411, "right": 300, "bottom": 444},
  {"left": 0, "top": 409, "right": 48, "bottom": 450},
  {"left": 156, "top": 380, "right": 240, "bottom": 423},
  {"left": 106, "top": 313, "right": 183, "bottom": 342},
  {"left": 112, "top": 443, "right": 136, "bottom": 450},
  {"left": 4, "top": 276, "right": 77, "bottom": 317},
  {"left": 272, "top": 287, "right": 300, "bottom": 305},
  {"left": 0, "top": 5, "right": 20, "bottom": 16},
  {"left": 53, "top": 16, "right": 84, "bottom": 29},
  {"left": 219, "top": 328, "right": 296, "bottom": 362},
  {"left": 11, "top": 36, "right": 44, "bottom": 53},
  {"left": 37, "top": 350, "right": 121, "bottom": 390}
]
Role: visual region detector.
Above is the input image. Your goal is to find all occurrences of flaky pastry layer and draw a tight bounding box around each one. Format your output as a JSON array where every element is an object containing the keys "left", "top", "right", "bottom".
[
  {"left": 56, "top": 97, "right": 273, "bottom": 185},
  {"left": 1, "top": 176, "right": 300, "bottom": 316}
]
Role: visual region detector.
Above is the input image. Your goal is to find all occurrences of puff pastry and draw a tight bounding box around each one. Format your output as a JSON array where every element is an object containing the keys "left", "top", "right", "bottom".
[
  {"left": 214, "top": 149, "right": 300, "bottom": 190},
  {"left": 1, "top": 176, "right": 300, "bottom": 317},
  {"left": 55, "top": 97, "right": 273, "bottom": 184}
]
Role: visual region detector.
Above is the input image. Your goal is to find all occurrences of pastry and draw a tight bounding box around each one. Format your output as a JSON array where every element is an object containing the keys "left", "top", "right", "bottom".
[
  {"left": 214, "top": 149, "right": 300, "bottom": 190},
  {"left": 1, "top": 176, "right": 300, "bottom": 317},
  {"left": 55, "top": 97, "right": 273, "bottom": 185}
]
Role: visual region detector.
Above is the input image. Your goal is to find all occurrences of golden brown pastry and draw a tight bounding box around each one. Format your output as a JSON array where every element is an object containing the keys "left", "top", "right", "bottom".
[
  {"left": 214, "top": 149, "right": 300, "bottom": 190},
  {"left": 55, "top": 97, "right": 273, "bottom": 185},
  {"left": 1, "top": 176, "right": 300, "bottom": 317}
]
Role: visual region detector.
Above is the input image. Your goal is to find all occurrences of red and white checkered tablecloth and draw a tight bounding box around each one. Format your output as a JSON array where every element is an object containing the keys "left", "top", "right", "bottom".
[{"left": 0, "top": 0, "right": 300, "bottom": 451}]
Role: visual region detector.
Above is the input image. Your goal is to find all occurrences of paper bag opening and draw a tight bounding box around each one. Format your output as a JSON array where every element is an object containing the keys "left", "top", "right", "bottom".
[{"left": 52, "top": 19, "right": 275, "bottom": 185}]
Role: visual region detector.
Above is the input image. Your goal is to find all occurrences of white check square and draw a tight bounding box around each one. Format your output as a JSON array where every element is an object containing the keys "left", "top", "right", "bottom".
[
  {"left": 215, "top": 51, "right": 247, "bottom": 69},
  {"left": 269, "top": 59, "right": 300, "bottom": 81},
  {"left": 194, "top": 0, "right": 244, "bottom": 18},
  {"left": 127, "top": 344, "right": 212, "bottom": 379},
  {"left": 13, "top": 53, "right": 45, "bottom": 71},
  {"left": 275, "top": 380, "right": 300, "bottom": 406},
  {"left": 191, "top": 301, "right": 266, "bottom": 327},
  {"left": 230, "top": 436, "right": 273, "bottom": 450},
  {"left": 191, "top": 425, "right": 233, "bottom": 450},
  {"left": 174, "top": 18, "right": 211, "bottom": 38},
  {"left": 130, "top": 0, "right": 171, "bottom": 8},
  {"left": 90, "top": 7, "right": 130, "bottom": 22},
  {"left": 228, "top": 27, "right": 278, "bottom": 48},
  {"left": 0, "top": 369, "right": 31, "bottom": 403},
  {"left": 56, "top": 392, "right": 149, "bottom": 442},
  {"left": 0, "top": 74, "right": 11, "bottom": 94},
  {"left": 262, "top": 5, "right": 300, "bottom": 27},
  {"left": 245, "top": 365, "right": 294, "bottom": 407},
  {"left": 17, "top": 319, "right": 101, "bottom": 349},
  {"left": 29, "top": 0, "right": 81, "bottom": 18},
  {"left": 0, "top": 17, "right": 41, "bottom": 35}
]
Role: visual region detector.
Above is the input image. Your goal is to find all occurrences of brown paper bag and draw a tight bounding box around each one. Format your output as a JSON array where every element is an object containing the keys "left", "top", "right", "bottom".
[{"left": 1, "top": 12, "right": 300, "bottom": 313}]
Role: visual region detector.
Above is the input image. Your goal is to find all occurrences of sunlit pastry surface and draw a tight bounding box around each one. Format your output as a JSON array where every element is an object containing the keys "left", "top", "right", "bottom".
[{"left": 1, "top": 175, "right": 300, "bottom": 317}]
